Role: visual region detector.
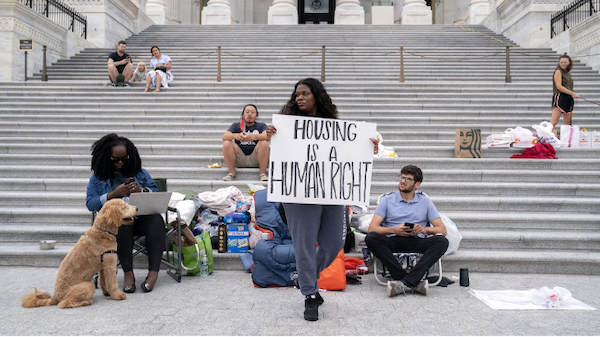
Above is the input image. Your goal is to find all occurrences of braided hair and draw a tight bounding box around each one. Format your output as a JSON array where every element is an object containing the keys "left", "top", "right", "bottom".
[
  {"left": 90, "top": 133, "right": 142, "bottom": 180},
  {"left": 280, "top": 78, "right": 338, "bottom": 119}
]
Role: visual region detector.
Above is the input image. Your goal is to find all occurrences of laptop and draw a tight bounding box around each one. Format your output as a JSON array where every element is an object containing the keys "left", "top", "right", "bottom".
[{"left": 128, "top": 192, "right": 172, "bottom": 216}]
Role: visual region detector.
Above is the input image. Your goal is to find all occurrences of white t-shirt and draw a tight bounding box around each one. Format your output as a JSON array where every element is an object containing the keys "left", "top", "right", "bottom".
[{"left": 150, "top": 54, "right": 172, "bottom": 70}]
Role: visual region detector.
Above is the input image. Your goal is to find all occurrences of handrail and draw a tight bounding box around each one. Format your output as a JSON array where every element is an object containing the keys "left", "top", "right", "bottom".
[
  {"left": 551, "top": 0, "right": 598, "bottom": 38},
  {"left": 20, "top": 0, "right": 87, "bottom": 39}
]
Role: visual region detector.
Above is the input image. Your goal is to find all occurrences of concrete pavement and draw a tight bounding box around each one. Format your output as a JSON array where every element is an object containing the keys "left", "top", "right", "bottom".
[{"left": 2, "top": 267, "right": 599, "bottom": 336}]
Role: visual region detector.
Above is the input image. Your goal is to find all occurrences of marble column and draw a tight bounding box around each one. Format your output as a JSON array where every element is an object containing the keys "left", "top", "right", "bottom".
[
  {"left": 202, "top": 0, "right": 233, "bottom": 24},
  {"left": 401, "top": 0, "right": 432, "bottom": 25},
  {"left": 268, "top": 0, "right": 298, "bottom": 24},
  {"left": 146, "top": 0, "right": 167, "bottom": 24},
  {"left": 335, "top": 0, "right": 365, "bottom": 24},
  {"left": 465, "top": 0, "right": 489, "bottom": 24}
]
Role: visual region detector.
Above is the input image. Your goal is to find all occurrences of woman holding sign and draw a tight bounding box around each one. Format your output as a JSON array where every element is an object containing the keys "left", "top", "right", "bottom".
[{"left": 266, "top": 78, "right": 378, "bottom": 321}]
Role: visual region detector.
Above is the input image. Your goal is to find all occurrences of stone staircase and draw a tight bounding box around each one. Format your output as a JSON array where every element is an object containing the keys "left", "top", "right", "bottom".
[{"left": 2, "top": 24, "right": 600, "bottom": 274}]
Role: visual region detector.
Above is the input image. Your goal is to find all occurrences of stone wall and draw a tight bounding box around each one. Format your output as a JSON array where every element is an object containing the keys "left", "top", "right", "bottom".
[
  {"left": 542, "top": 13, "right": 600, "bottom": 72},
  {"left": 0, "top": 0, "right": 95, "bottom": 82}
]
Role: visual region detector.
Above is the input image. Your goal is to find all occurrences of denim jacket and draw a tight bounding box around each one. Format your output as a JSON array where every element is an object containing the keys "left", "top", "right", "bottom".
[{"left": 86, "top": 168, "right": 158, "bottom": 212}]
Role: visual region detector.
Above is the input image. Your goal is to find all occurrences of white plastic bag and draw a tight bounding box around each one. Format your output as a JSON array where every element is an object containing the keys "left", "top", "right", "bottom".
[
  {"left": 560, "top": 125, "right": 581, "bottom": 148},
  {"left": 440, "top": 214, "right": 462, "bottom": 255},
  {"left": 579, "top": 129, "right": 591, "bottom": 148},
  {"left": 358, "top": 213, "right": 374, "bottom": 233},
  {"left": 486, "top": 133, "right": 515, "bottom": 148},
  {"left": 506, "top": 126, "right": 536, "bottom": 148},
  {"left": 532, "top": 121, "right": 561, "bottom": 149},
  {"left": 592, "top": 131, "right": 600, "bottom": 148}
]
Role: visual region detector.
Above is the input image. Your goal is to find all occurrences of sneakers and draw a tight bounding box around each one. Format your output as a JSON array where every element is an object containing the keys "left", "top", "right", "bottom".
[
  {"left": 259, "top": 174, "right": 268, "bottom": 181},
  {"left": 222, "top": 173, "right": 235, "bottom": 181},
  {"left": 387, "top": 280, "right": 410, "bottom": 297},
  {"left": 122, "top": 82, "right": 130, "bottom": 87},
  {"left": 414, "top": 279, "right": 428, "bottom": 296},
  {"left": 304, "top": 294, "right": 322, "bottom": 321}
]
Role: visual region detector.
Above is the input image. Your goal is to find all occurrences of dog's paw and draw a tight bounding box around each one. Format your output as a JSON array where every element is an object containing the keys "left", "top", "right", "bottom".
[
  {"left": 103, "top": 292, "right": 110, "bottom": 297},
  {"left": 111, "top": 291, "right": 127, "bottom": 301}
]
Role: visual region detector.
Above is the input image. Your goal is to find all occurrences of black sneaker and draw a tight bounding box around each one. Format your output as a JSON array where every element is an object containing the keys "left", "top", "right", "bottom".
[
  {"left": 314, "top": 292, "right": 324, "bottom": 306},
  {"left": 304, "top": 294, "right": 320, "bottom": 321}
]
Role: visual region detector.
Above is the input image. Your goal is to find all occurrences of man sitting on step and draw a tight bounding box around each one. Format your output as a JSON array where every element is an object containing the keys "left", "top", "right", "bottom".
[
  {"left": 222, "top": 104, "right": 269, "bottom": 182},
  {"left": 107, "top": 40, "right": 133, "bottom": 87},
  {"left": 365, "top": 165, "right": 448, "bottom": 297}
]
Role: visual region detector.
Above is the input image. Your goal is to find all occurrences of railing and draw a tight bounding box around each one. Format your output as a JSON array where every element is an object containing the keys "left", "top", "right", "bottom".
[
  {"left": 20, "top": 0, "right": 87, "bottom": 39},
  {"left": 551, "top": 0, "right": 598, "bottom": 38}
]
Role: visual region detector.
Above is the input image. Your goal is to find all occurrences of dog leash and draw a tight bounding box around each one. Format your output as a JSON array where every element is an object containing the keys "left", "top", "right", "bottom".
[
  {"left": 581, "top": 97, "right": 600, "bottom": 107},
  {"left": 84, "top": 234, "right": 118, "bottom": 263}
]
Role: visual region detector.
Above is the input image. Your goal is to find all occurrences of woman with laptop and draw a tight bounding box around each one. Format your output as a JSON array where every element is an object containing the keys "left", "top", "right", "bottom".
[{"left": 86, "top": 133, "right": 162, "bottom": 293}]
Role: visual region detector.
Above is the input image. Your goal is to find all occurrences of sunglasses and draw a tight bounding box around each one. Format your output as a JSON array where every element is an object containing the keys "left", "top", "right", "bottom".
[{"left": 110, "top": 156, "right": 130, "bottom": 163}]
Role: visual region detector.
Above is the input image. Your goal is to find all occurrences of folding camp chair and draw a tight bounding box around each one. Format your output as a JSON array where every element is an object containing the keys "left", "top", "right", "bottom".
[
  {"left": 371, "top": 192, "right": 443, "bottom": 287},
  {"left": 373, "top": 253, "right": 442, "bottom": 286},
  {"left": 91, "top": 206, "right": 184, "bottom": 283}
]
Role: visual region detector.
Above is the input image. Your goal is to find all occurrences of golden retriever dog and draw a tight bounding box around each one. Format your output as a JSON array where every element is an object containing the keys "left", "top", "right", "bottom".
[{"left": 22, "top": 199, "right": 137, "bottom": 309}]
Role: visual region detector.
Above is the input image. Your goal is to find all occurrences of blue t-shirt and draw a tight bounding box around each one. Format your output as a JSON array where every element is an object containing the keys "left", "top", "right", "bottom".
[
  {"left": 226, "top": 121, "right": 268, "bottom": 155},
  {"left": 375, "top": 191, "right": 440, "bottom": 230}
]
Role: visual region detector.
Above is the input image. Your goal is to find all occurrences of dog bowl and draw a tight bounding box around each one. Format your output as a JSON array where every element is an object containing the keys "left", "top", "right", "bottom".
[{"left": 39, "top": 240, "right": 56, "bottom": 250}]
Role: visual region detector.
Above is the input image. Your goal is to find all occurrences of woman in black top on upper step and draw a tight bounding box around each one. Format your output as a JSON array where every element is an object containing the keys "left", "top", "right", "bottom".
[{"left": 550, "top": 53, "right": 579, "bottom": 128}]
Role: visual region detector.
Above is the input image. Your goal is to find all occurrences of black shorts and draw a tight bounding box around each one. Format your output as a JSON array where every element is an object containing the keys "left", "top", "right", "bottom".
[{"left": 552, "top": 93, "right": 574, "bottom": 113}]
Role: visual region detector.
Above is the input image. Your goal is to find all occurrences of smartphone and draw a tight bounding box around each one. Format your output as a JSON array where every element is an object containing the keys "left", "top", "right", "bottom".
[
  {"left": 404, "top": 223, "right": 415, "bottom": 229},
  {"left": 125, "top": 177, "right": 135, "bottom": 184}
]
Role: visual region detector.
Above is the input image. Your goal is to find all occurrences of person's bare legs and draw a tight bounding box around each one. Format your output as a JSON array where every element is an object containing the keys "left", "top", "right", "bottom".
[
  {"left": 108, "top": 64, "right": 118, "bottom": 82},
  {"left": 563, "top": 112, "right": 573, "bottom": 125},
  {"left": 256, "top": 140, "right": 269, "bottom": 176},
  {"left": 154, "top": 73, "right": 162, "bottom": 92},
  {"left": 122, "top": 63, "right": 134, "bottom": 83},
  {"left": 550, "top": 108, "right": 562, "bottom": 128},
  {"left": 223, "top": 140, "right": 238, "bottom": 176},
  {"left": 144, "top": 74, "right": 152, "bottom": 92}
]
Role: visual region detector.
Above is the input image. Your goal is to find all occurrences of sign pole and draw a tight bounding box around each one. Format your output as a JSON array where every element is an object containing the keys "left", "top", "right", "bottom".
[{"left": 24, "top": 51, "right": 28, "bottom": 81}]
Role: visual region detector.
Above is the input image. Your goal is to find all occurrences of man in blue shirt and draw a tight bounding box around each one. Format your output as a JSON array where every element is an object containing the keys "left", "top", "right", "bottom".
[
  {"left": 222, "top": 104, "right": 269, "bottom": 181},
  {"left": 366, "top": 165, "right": 448, "bottom": 297}
]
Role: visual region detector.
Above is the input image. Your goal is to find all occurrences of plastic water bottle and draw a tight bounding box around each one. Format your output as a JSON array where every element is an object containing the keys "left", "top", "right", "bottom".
[{"left": 199, "top": 254, "right": 209, "bottom": 277}]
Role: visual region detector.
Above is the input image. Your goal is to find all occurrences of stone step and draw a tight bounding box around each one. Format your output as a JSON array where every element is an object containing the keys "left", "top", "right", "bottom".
[
  {"left": 458, "top": 230, "right": 600, "bottom": 250},
  {"left": 1, "top": 155, "right": 598, "bottom": 170},
  {"left": 440, "top": 249, "right": 600, "bottom": 275},
  {"left": 1, "top": 241, "right": 599, "bottom": 275},
  {"left": 1, "top": 144, "right": 599, "bottom": 159},
  {"left": 1, "top": 168, "right": 599, "bottom": 187},
  {"left": 1, "top": 193, "right": 598, "bottom": 213},
  {"left": 0, "top": 180, "right": 598, "bottom": 207}
]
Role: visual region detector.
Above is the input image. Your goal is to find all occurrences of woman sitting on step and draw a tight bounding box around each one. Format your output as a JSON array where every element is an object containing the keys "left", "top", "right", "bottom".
[
  {"left": 85, "top": 133, "right": 163, "bottom": 293},
  {"left": 144, "top": 46, "right": 174, "bottom": 92}
]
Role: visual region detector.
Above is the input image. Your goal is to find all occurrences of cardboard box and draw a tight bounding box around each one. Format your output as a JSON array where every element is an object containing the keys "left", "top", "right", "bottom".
[
  {"left": 455, "top": 129, "right": 482, "bottom": 158},
  {"left": 218, "top": 224, "right": 250, "bottom": 253}
]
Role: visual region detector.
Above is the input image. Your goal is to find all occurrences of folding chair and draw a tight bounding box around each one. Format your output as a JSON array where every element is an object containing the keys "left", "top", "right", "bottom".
[
  {"left": 91, "top": 181, "right": 185, "bottom": 284},
  {"left": 373, "top": 253, "right": 442, "bottom": 286},
  {"left": 371, "top": 192, "right": 443, "bottom": 287}
]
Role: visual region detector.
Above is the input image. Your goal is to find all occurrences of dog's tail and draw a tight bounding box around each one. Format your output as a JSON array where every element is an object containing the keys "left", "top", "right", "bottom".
[{"left": 22, "top": 287, "right": 56, "bottom": 308}]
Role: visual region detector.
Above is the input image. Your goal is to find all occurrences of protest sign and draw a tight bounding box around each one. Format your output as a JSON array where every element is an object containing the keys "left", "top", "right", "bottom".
[{"left": 268, "top": 114, "right": 377, "bottom": 206}]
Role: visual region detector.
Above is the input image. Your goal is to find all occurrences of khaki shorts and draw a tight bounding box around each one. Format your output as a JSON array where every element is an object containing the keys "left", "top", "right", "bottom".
[{"left": 235, "top": 144, "right": 259, "bottom": 168}]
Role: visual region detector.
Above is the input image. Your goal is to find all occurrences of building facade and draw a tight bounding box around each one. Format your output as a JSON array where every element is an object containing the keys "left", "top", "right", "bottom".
[{"left": 1, "top": 0, "right": 599, "bottom": 81}]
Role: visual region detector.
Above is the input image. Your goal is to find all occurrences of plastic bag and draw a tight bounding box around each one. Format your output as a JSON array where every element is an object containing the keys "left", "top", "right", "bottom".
[
  {"left": 560, "top": 125, "right": 581, "bottom": 148},
  {"left": 592, "top": 131, "right": 600, "bottom": 148},
  {"left": 579, "top": 128, "right": 591, "bottom": 148},
  {"left": 532, "top": 121, "right": 561, "bottom": 149},
  {"left": 440, "top": 214, "right": 462, "bottom": 255},
  {"left": 506, "top": 126, "right": 537, "bottom": 148},
  {"left": 358, "top": 213, "right": 374, "bottom": 233}
]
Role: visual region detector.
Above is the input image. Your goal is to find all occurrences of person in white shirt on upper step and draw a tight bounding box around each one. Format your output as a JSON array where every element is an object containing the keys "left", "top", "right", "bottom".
[{"left": 144, "top": 46, "right": 173, "bottom": 92}]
